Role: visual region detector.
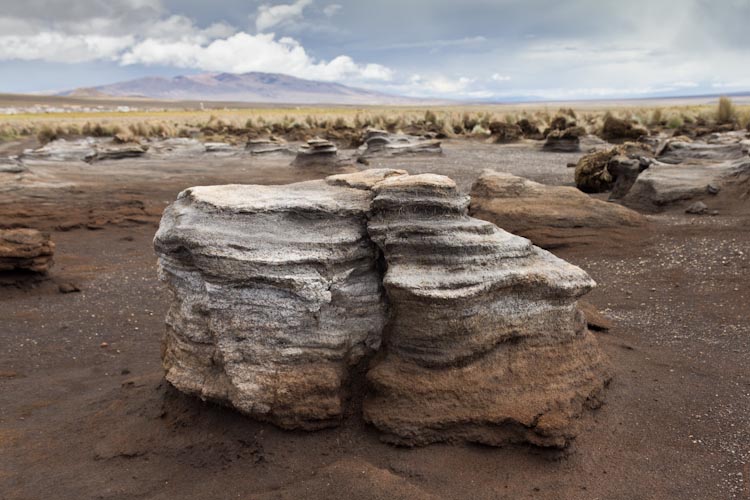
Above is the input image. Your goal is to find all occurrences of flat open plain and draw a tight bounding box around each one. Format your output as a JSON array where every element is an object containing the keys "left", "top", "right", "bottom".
[{"left": 1, "top": 139, "right": 748, "bottom": 499}]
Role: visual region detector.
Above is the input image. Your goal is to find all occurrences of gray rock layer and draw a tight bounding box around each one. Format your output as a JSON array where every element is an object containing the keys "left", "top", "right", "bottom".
[
  {"left": 154, "top": 169, "right": 610, "bottom": 446},
  {"left": 154, "top": 181, "right": 387, "bottom": 429},
  {"left": 358, "top": 129, "right": 442, "bottom": 157}
]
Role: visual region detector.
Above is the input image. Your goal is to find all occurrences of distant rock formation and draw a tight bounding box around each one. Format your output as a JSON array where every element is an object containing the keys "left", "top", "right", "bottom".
[
  {"left": 599, "top": 115, "right": 648, "bottom": 143},
  {"left": 245, "top": 138, "right": 293, "bottom": 155},
  {"left": 469, "top": 170, "right": 649, "bottom": 249},
  {"left": 84, "top": 143, "right": 148, "bottom": 163},
  {"left": 621, "top": 157, "right": 750, "bottom": 212},
  {"left": 154, "top": 169, "right": 610, "bottom": 447},
  {"left": 574, "top": 144, "right": 653, "bottom": 194},
  {"left": 22, "top": 138, "right": 98, "bottom": 162},
  {"left": 357, "top": 129, "right": 442, "bottom": 158},
  {"left": 655, "top": 134, "right": 749, "bottom": 164},
  {"left": 292, "top": 138, "right": 349, "bottom": 170},
  {"left": 0, "top": 228, "right": 55, "bottom": 273},
  {"left": 583, "top": 132, "right": 750, "bottom": 213},
  {"left": 543, "top": 126, "right": 585, "bottom": 152},
  {"left": 0, "top": 157, "right": 26, "bottom": 174}
]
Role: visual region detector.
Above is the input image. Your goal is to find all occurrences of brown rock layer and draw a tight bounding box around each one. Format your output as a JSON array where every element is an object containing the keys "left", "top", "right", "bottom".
[
  {"left": 0, "top": 228, "right": 55, "bottom": 273},
  {"left": 469, "top": 170, "right": 649, "bottom": 249}
]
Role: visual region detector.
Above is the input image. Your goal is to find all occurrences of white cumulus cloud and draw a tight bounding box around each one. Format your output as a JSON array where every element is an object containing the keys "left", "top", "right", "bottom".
[
  {"left": 255, "top": 0, "right": 313, "bottom": 32},
  {"left": 120, "top": 32, "right": 393, "bottom": 82}
]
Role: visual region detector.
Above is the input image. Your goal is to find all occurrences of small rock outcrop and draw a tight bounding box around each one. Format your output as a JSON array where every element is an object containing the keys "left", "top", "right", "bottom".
[
  {"left": 618, "top": 132, "right": 750, "bottom": 212},
  {"left": 245, "top": 138, "right": 293, "bottom": 155},
  {"left": 574, "top": 144, "right": 652, "bottom": 194},
  {"left": 23, "top": 138, "right": 98, "bottom": 162},
  {"left": 0, "top": 228, "right": 55, "bottom": 273},
  {"left": 621, "top": 158, "right": 750, "bottom": 212},
  {"left": 543, "top": 126, "right": 585, "bottom": 152},
  {"left": 292, "top": 138, "right": 340, "bottom": 168},
  {"left": 155, "top": 169, "right": 610, "bottom": 447},
  {"left": 469, "top": 170, "right": 649, "bottom": 249},
  {"left": 0, "top": 157, "right": 26, "bottom": 174},
  {"left": 358, "top": 129, "right": 441, "bottom": 157},
  {"left": 84, "top": 143, "right": 148, "bottom": 163},
  {"left": 656, "top": 137, "right": 748, "bottom": 164}
]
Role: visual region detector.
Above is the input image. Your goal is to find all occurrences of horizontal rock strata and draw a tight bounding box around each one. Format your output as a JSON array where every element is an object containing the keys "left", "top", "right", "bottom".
[
  {"left": 362, "top": 173, "right": 609, "bottom": 447},
  {"left": 155, "top": 169, "right": 610, "bottom": 446},
  {"left": 292, "top": 138, "right": 340, "bottom": 168},
  {"left": 0, "top": 228, "right": 55, "bottom": 273},
  {"left": 245, "top": 138, "right": 293, "bottom": 155},
  {"left": 358, "top": 129, "right": 442, "bottom": 157},
  {"left": 154, "top": 180, "right": 388, "bottom": 429},
  {"left": 469, "top": 170, "right": 648, "bottom": 249}
]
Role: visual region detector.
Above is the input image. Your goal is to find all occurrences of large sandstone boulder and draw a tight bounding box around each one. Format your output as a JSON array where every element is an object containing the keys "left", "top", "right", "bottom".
[
  {"left": 656, "top": 137, "right": 749, "bottom": 164},
  {"left": 363, "top": 173, "right": 609, "bottom": 447},
  {"left": 0, "top": 228, "right": 55, "bottom": 273},
  {"left": 154, "top": 169, "right": 610, "bottom": 447},
  {"left": 469, "top": 170, "right": 649, "bottom": 249},
  {"left": 621, "top": 158, "right": 750, "bottom": 212},
  {"left": 620, "top": 132, "right": 750, "bottom": 212},
  {"left": 154, "top": 180, "right": 388, "bottom": 430}
]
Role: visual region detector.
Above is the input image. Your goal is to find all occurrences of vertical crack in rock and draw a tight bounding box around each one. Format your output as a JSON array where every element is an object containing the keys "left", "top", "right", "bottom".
[{"left": 154, "top": 169, "right": 610, "bottom": 446}]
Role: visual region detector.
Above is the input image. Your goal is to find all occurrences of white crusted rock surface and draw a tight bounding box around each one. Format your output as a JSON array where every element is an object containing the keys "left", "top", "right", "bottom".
[{"left": 154, "top": 180, "right": 387, "bottom": 429}]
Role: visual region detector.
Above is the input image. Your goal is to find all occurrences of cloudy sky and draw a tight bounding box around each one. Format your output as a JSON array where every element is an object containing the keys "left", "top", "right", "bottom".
[{"left": 1, "top": 0, "right": 749, "bottom": 100}]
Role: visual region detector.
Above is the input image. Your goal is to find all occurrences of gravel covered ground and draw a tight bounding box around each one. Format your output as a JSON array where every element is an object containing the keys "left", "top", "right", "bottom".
[{"left": 1, "top": 140, "right": 748, "bottom": 499}]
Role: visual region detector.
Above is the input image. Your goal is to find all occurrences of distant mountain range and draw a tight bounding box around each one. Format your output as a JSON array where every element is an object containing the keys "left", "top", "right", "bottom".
[{"left": 59, "top": 72, "right": 429, "bottom": 105}]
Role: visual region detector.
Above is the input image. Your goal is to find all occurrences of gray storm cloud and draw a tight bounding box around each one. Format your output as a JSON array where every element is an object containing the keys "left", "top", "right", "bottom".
[{"left": 0, "top": 0, "right": 748, "bottom": 98}]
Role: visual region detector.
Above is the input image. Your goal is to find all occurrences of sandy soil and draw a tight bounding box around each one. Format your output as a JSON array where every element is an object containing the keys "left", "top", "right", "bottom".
[{"left": 1, "top": 140, "right": 749, "bottom": 499}]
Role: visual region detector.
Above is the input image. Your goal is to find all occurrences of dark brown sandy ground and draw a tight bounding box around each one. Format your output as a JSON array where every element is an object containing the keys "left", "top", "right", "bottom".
[{"left": 1, "top": 140, "right": 749, "bottom": 499}]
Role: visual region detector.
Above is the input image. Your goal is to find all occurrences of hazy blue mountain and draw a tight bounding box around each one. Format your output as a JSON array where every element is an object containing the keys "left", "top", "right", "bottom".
[{"left": 60, "top": 72, "right": 429, "bottom": 105}]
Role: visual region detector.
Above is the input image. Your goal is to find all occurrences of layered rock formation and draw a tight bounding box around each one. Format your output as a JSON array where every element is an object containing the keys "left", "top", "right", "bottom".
[
  {"left": 155, "top": 169, "right": 610, "bottom": 447},
  {"left": 245, "top": 138, "right": 293, "bottom": 155},
  {"left": 621, "top": 158, "right": 750, "bottom": 212},
  {"left": 0, "top": 157, "right": 26, "bottom": 174},
  {"left": 469, "top": 170, "right": 648, "bottom": 249},
  {"left": 154, "top": 180, "right": 388, "bottom": 429},
  {"left": 292, "top": 138, "right": 340, "bottom": 168},
  {"left": 362, "top": 173, "right": 609, "bottom": 447},
  {"left": 656, "top": 136, "right": 749, "bottom": 164},
  {"left": 84, "top": 143, "right": 148, "bottom": 163},
  {"left": 0, "top": 228, "right": 55, "bottom": 273},
  {"left": 615, "top": 132, "right": 750, "bottom": 212},
  {"left": 358, "top": 129, "right": 442, "bottom": 158}
]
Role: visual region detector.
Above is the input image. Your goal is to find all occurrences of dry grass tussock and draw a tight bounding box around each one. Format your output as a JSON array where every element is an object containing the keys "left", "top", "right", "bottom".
[{"left": 1, "top": 98, "right": 748, "bottom": 145}]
